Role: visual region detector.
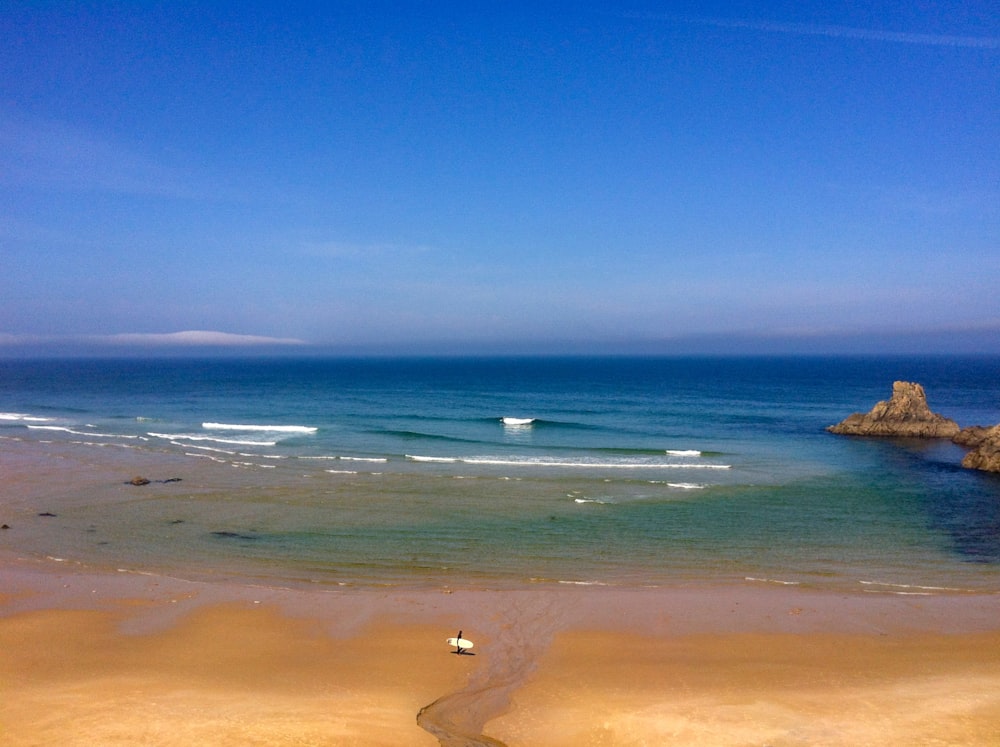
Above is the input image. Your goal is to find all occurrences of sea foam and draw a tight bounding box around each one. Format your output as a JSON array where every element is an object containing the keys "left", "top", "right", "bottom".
[
  {"left": 28, "top": 425, "right": 138, "bottom": 439},
  {"left": 149, "top": 432, "right": 278, "bottom": 447},
  {"left": 203, "top": 422, "right": 317, "bottom": 433},
  {"left": 745, "top": 576, "right": 801, "bottom": 586},
  {"left": 406, "top": 454, "right": 730, "bottom": 469},
  {"left": 859, "top": 580, "right": 970, "bottom": 593}
]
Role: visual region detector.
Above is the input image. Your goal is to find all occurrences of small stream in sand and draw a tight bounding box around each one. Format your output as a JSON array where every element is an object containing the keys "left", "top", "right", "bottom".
[{"left": 417, "top": 593, "right": 567, "bottom": 746}]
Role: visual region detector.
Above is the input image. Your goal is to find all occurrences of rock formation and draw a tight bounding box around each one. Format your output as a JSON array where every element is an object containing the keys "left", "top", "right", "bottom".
[
  {"left": 958, "top": 424, "right": 1000, "bottom": 473},
  {"left": 826, "top": 381, "right": 960, "bottom": 438},
  {"left": 953, "top": 426, "right": 992, "bottom": 447},
  {"left": 125, "top": 476, "right": 181, "bottom": 485}
]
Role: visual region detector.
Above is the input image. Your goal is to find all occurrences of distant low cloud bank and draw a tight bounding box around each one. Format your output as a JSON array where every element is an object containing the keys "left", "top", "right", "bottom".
[
  {"left": 101, "top": 331, "right": 307, "bottom": 346},
  {"left": 0, "top": 330, "right": 309, "bottom": 350}
]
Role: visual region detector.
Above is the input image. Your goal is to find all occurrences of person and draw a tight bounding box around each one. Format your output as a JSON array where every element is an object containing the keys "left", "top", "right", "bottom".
[{"left": 455, "top": 630, "right": 464, "bottom": 654}]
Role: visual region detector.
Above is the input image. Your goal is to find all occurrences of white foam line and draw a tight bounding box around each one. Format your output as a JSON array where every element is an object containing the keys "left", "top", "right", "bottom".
[
  {"left": 203, "top": 422, "right": 317, "bottom": 433},
  {"left": 859, "top": 580, "right": 969, "bottom": 592},
  {"left": 149, "top": 432, "right": 278, "bottom": 446},
  {"left": 184, "top": 443, "right": 237, "bottom": 454},
  {"left": 28, "top": 425, "right": 138, "bottom": 439},
  {"left": 666, "top": 449, "right": 702, "bottom": 456},
  {"left": 76, "top": 441, "right": 137, "bottom": 450},
  {"left": 184, "top": 452, "right": 227, "bottom": 462},
  {"left": 406, "top": 454, "right": 730, "bottom": 469},
  {"left": 1, "top": 413, "right": 53, "bottom": 422},
  {"left": 325, "top": 469, "right": 359, "bottom": 475},
  {"left": 558, "top": 580, "right": 610, "bottom": 586},
  {"left": 745, "top": 576, "right": 801, "bottom": 586}
]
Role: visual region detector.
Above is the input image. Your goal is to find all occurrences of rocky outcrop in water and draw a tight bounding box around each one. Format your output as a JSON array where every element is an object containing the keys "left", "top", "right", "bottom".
[
  {"left": 826, "top": 381, "right": 960, "bottom": 438},
  {"left": 953, "top": 426, "right": 992, "bottom": 448},
  {"left": 125, "top": 476, "right": 182, "bottom": 485},
  {"left": 957, "top": 424, "right": 1000, "bottom": 473},
  {"left": 828, "top": 382, "right": 1000, "bottom": 473}
]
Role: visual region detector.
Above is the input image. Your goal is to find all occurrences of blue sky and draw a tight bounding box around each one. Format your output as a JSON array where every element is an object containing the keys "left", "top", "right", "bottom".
[{"left": 2, "top": 2, "right": 998, "bottom": 355}]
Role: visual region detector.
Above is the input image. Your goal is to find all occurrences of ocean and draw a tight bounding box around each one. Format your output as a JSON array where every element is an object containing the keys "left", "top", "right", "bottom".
[{"left": 2, "top": 356, "right": 999, "bottom": 593}]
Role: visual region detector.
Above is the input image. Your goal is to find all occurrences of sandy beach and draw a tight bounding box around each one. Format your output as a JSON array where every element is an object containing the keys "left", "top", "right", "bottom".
[{"left": 3, "top": 558, "right": 1000, "bottom": 746}]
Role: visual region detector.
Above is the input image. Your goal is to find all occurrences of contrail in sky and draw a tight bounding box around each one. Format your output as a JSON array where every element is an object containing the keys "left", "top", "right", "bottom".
[{"left": 630, "top": 13, "right": 1000, "bottom": 49}]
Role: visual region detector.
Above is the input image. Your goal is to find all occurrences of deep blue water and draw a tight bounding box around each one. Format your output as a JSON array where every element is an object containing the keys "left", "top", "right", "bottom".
[{"left": 2, "top": 356, "right": 999, "bottom": 591}]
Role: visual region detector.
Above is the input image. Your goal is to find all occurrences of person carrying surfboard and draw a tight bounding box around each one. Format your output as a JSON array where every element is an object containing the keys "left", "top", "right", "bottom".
[{"left": 446, "top": 630, "right": 473, "bottom": 654}]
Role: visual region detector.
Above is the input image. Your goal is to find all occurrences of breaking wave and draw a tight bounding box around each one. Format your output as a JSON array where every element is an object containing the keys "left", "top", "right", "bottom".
[
  {"left": 1, "top": 412, "right": 53, "bottom": 422},
  {"left": 202, "top": 422, "right": 317, "bottom": 433}
]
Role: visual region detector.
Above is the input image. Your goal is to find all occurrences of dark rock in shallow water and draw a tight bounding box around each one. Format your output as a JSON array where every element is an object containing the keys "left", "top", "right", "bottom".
[
  {"left": 38, "top": 512, "right": 57, "bottom": 517},
  {"left": 1, "top": 524, "right": 9, "bottom": 529},
  {"left": 211, "top": 530, "right": 259, "bottom": 541},
  {"left": 959, "top": 424, "right": 1000, "bottom": 473},
  {"left": 128, "top": 476, "right": 151, "bottom": 486},
  {"left": 827, "top": 381, "right": 960, "bottom": 438}
]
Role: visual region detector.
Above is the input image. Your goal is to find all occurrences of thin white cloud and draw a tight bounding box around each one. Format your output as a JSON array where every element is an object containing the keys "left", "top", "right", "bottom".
[
  {"left": 0, "top": 331, "right": 308, "bottom": 347},
  {"left": 0, "top": 107, "right": 234, "bottom": 199},
  {"left": 101, "top": 331, "right": 308, "bottom": 346},
  {"left": 635, "top": 14, "right": 1000, "bottom": 49}
]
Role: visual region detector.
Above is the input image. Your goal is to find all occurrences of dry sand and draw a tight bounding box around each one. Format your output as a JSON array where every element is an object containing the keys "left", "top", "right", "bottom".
[
  {"left": 3, "top": 559, "right": 1000, "bottom": 746},
  {"left": 490, "top": 630, "right": 1000, "bottom": 746}
]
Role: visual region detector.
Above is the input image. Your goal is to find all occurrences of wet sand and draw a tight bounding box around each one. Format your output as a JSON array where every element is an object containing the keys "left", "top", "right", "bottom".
[{"left": 3, "top": 559, "right": 1000, "bottom": 746}]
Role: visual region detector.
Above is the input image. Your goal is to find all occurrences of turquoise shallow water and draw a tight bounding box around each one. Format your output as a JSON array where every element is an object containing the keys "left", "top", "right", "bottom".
[{"left": 2, "top": 356, "right": 999, "bottom": 592}]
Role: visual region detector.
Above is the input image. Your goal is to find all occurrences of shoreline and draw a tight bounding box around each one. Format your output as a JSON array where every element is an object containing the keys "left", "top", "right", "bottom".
[
  {"left": 5, "top": 552, "right": 1000, "bottom": 634},
  {"left": 4, "top": 558, "right": 1000, "bottom": 745}
]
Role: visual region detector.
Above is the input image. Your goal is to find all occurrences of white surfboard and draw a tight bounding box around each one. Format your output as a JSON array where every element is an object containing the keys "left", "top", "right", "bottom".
[{"left": 447, "top": 637, "right": 474, "bottom": 650}]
